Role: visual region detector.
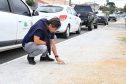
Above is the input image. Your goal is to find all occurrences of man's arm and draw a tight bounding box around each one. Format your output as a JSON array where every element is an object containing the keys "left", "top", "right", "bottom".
[
  {"left": 35, "top": 0, "right": 53, "bottom": 4},
  {"left": 50, "top": 39, "right": 57, "bottom": 56},
  {"left": 34, "top": 35, "right": 46, "bottom": 45},
  {"left": 50, "top": 39, "right": 65, "bottom": 64}
]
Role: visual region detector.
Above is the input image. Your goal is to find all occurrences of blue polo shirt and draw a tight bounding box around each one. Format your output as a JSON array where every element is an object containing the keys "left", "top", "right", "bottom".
[{"left": 22, "top": 29, "right": 55, "bottom": 47}]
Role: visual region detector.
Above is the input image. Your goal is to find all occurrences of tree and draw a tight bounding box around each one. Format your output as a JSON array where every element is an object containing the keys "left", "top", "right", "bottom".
[
  {"left": 25, "top": 0, "right": 35, "bottom": 6},
  {"left": 124, "top": 5, "right": 126, "bottom": 12},
  {"left": 106, "top": 0, "right": 109, "bottom": 5},
  {"left": 108, "top": 2, "right": 115, "bottom": 8},
  {"left": 99, "top": 5, "right": 109, "bottom": 11},
  {"left": 107, "top": 2, "right": 115, "bottom": 14}
]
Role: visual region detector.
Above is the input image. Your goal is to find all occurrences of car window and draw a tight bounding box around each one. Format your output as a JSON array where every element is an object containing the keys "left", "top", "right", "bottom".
[
  {"left": 97, "top": 13, "right": 105, "bottom": 16},
  {"left": 74, "top": 6, "right": 92, "bottom": 12},
  {"left": 71, "top": 8, "right": 77, "bottom": 16},
  {"left": 0, "top": 0, "right": 10, "bottom": 12},
  {"left": 109, "top": 14, "right": 116, "bottom": 17},
  {"left": 92, "top": 8, "right": 95, "bottom": 12},
  {"left": 11, "top": 0, "right": 30, "bottom": 16},
  {"left": 37, "top": 6, "right": 63, "bottom": 13},
  {"left": 66, "top": 7, "right": 72, "bottom": 14}
]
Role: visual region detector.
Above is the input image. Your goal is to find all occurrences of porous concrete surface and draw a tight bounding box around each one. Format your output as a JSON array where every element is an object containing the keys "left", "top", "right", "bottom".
[{"left": 0, "top": 18, "right": 126, "bottom": 84}]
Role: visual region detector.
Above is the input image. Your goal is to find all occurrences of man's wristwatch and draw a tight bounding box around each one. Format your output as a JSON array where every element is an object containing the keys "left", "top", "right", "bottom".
[{"left": 55, "top": 55, "right": 59, "bottom": 58}]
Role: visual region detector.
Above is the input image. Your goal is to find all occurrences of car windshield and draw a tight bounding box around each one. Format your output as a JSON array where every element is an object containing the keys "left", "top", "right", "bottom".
[
  {"left": 74, "top": 6, "right": 92, "bottom": 12},
  {"left": 109, "top": 14, "right": 116, "bottom": 16},
  {"left": 37, "top": 6, "right": 63, "bottom": 13},
  {"left": 97, "top": 13, "right": 105, "bottom": 16}
]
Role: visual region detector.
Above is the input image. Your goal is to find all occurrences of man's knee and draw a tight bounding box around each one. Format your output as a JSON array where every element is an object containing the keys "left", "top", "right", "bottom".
[{"left": 38, "top": 45, "right": 47, "bottom": 53}]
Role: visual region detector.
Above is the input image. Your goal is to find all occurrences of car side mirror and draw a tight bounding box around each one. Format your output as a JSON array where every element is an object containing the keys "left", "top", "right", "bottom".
[
  {"left": 32, "top": 10, "right": 39, "bottom": 16},
  {"left": 95, "top": 12, "right": 98, "bottom": 14}
]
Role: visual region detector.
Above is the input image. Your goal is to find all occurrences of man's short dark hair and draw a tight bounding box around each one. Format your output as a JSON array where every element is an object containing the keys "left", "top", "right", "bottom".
[{"left": 47, "top": 17, "right": 61, "bottom": 29}]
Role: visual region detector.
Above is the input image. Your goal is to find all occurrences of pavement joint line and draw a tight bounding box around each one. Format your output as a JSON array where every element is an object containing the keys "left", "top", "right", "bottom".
[{"left": 1, "top": 19, "right": 122, "bottom": 66}]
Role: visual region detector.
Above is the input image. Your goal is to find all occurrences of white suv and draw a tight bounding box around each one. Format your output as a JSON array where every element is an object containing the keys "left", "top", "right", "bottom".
[
  {"left": 36, "top": 5, "right": 81, "bottom": 38},
  {"left": 0, "top": 0, "right": 41, "bottom": 52}
]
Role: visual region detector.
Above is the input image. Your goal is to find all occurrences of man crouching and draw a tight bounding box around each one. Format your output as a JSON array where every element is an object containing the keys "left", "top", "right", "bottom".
[{"left": 22, "top": 17, "right": 65, "bottom": 65}]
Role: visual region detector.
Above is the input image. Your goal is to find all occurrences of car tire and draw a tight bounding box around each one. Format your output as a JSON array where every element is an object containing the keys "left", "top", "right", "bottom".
[
  {"left": 63, "top": 25, "right": 70, "bottom": 38},
  {"left": 94, "top": 21, "right": 98, "bottom": 29},
  {"left": 88, "top": 21, "right": 93, "bottom": 31},
  {"left": 76, "top": 24, "right": 81, "bottom": 34},
  {"left": 104, "top": 22, "right": 107, "bottom": 25}
]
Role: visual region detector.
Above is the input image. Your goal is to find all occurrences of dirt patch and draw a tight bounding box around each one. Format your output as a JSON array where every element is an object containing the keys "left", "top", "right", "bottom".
[
  {"left": 110, "top": 32, "right": 126, "bottom": 37},
  {"left": 56, "top": 30, "right": 126, "bottom": 84},
  {"left": 57, "top": 63, "right": 126, "bottom": 84},
  {"left": 100, "top": 59, "right": 126, "bottom": 68}
]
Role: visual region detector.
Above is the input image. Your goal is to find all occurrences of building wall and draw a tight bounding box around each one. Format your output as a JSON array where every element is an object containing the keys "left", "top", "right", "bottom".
[
  {"left": 34, "top": 0, "right": 70, "bottom": 7},
  {"left": 54, "top": 0, "right": 69, "bottom": 5}
]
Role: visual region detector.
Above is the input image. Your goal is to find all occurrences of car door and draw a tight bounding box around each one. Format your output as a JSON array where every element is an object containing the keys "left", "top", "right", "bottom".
[
  {"left": 66, "top": 7, "right": 73, "bottom": 32},
  {"left": 10, "top": 0, "right": 32, "bottom": 44},
  {"left": 71, "top": 8, "right": 79, "bottom": 31},
  {"left": 0, "top": 0, "right": 17, "bottom": 47}
]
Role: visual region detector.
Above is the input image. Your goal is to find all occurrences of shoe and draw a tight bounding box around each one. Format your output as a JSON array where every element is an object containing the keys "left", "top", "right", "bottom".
[
  {"left": 40, "top": 54, "right": 54, "bottom": 61},
  {"left": 27, "top": 55, "right": 36, "bottom": 65}
]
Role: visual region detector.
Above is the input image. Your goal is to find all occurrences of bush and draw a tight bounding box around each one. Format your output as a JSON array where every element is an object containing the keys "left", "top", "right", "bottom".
[{"left": 25, "top": 0, "right": 35, "bottom": 6}]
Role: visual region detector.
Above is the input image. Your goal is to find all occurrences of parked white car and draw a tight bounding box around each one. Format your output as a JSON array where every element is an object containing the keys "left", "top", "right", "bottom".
[
  {"left": 0, "top": 0, "right": 41, "bottom": 52},
  {"left": 36, "top": 5, "right": 81, "bottom": 38}
]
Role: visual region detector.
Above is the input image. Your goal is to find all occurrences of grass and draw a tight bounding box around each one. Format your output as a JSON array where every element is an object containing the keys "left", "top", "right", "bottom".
[{"left": 118, "top": 37, "right": 126, "bottom": 43}]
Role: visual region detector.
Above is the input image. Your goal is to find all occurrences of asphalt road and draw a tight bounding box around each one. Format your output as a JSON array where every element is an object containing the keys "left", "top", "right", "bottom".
[{"left": 0, "top": 23, "right": 112, "bottom": 64}]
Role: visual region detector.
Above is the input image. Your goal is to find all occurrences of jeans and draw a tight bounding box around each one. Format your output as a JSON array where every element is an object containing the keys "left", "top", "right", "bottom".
[{"left": 23, "top": 42, "right": 48, "bottom": 57}]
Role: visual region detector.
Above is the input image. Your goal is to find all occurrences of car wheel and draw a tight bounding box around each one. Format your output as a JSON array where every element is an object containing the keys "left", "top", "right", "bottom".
[
  {"left": 63, "top": 25, "right": 70, "bottom": 38},
  {"left": 94, "top": 21, "right": 98, "bottom": 29},
  {"left": 88, "top": 21, "right": 93, "bottom": 31},
  {"left": 76, "top": 24, "right": 81, "bottom": 34},
  {"left": 104, "top": 22, "right": 107, "bottom": 25},
  {"left": 86, "top": 24, "right": 88, "bottom": 27}
]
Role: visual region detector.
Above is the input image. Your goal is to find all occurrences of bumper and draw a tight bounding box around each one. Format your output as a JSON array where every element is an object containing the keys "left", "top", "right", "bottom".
[
  {"left": 98, "top": 19, "right": 106, "bottom": 23},
  {"left": 108, "top": 18, "right": 116, "bottom": 21},
  {"left": 56, "top": 21, "right": 68, "bottom": 33},
  {"left": 81, "top": 19, "right": 89, "bottom": 25}
]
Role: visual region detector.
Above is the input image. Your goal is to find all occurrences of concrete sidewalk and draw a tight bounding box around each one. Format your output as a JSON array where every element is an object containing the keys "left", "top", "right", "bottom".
[{"left": 0, "top": 18, "right": 126, "bottom": 84}]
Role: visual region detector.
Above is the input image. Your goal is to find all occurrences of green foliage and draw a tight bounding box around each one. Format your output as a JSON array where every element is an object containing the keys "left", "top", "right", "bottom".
[
  {"left": 118, "top": 37, "right": 126, "bottom": 43},
  {"left": 124, "top": 5, "right": 126, "bottom": 12},
  {"left": 25, "top": 0, "right": 35, "bottom": 6},
  {"left": 110, "top": 8, "right": 115, "bottom": 14},
  {"left": 108, "top": 2, "right": 115, "bottom": 7},
  {"left": 99, "top": 6, "right": 109, "bottom": 11},
  {"left": 99, "top": 2, "right": 116, "bottom": 14}
]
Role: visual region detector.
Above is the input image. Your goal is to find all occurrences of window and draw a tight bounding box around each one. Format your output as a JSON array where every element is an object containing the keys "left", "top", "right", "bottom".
[
  {"left": 71, "top": 8, "right": 77, "bottom": 16},
  {"left": 37, "top": 6, "right": 63, "bottom": 13},
  {"left": 0, "top": 0, "right": 10, "bottom": 12},
  {"left": 67, "top": 7, "right": 72, "bottom": 14},
  {"left": 11, "top": 0, "right": 30, "bottom": 16},
  {"left": 74, "top": 6, "right": 92, "bottom": 12},
  {"left": 92, "top": 8, "right": 94, "bottom": 12}
]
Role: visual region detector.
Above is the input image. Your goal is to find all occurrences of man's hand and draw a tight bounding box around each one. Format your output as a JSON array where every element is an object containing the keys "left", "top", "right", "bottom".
[{"left": 56, "top": 57, "right": 65, "bottom": 64}]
